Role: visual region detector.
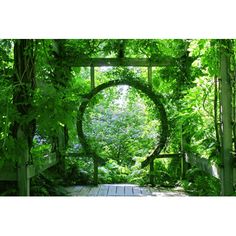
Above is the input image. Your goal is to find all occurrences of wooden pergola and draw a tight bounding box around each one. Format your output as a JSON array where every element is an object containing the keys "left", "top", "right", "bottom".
[{"left": 0, "top": 40, "right": 234, "bottom": 196}]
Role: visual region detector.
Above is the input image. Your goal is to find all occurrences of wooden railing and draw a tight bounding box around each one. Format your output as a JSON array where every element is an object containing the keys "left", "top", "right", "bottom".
[
  {"left": 184, "top": 152, "right": 221, "bottom": 180},
  {"left": 0, "top": 152, "right": 58, "bottom": 181},
  {"left": 183, "top": 151, "right": 236, "bottom": 184}
]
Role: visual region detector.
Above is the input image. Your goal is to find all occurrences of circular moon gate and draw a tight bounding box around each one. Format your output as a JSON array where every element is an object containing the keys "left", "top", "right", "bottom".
[{"left": 77, "top": 78, "right": 168, "bottom": 168}]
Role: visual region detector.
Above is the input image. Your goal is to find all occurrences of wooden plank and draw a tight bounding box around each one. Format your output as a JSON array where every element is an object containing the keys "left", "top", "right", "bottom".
[
  {"left": 133, "top": 186, "right": 142, "bottom": 196},
  {"left": 69, "top": 57, "right": 178, "bottom": 67},
  {"left": 107, "top": 185, "right": 117, "bottom": 196},
  {"left": 88, "top": 185, "right": 101, "bottom": 196},
  {"left": 116, "top": 186, "right": 125, "bottom": 196},
  {"left": 66, "top": 186, "right": 83, "bottom": 196},
  {"left": 78, "top": 186, "right": 92, "bottom": 196},
  {"left": 124, "top": 186, "right": 133, "bottom": 196},
  {"left": 97, "top": 185, "right": 109, "bottom": 196},
  {"left": 140, "top": 187, "right": 152, "bottom": 196}
]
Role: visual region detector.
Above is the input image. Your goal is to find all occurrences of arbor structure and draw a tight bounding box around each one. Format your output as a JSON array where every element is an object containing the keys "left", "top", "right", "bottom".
[{"left": 0, "top": 39, "right": 235, "bottom": 196}]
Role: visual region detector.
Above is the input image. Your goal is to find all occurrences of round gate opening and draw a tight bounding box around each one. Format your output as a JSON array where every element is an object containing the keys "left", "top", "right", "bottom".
[{"left": 83, "top": 85, "right": 162, "bottom": 166}]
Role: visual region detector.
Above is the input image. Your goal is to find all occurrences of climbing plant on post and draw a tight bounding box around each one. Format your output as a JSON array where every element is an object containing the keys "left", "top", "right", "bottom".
[
  {"left": 51, "top": 39, "right": 71, "bottom": 176},
  {"left": 11, "top": 39, "right": 36, "bottom": 196},
  {"left": 219, "top": 39, "right": 234, "bottom": 195}
]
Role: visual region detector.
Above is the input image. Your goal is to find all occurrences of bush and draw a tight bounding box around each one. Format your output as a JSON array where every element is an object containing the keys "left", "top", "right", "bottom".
[{"left": 181, "top": 168, "right": 221, "bottom": 196}]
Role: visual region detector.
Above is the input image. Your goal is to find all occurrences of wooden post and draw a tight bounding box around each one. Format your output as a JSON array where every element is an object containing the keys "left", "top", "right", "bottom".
[
  {"left": 148, "top": 65, "right": 155, "bottom": 186},
  {"left": 148, "top": 66, "right": 152, "bottom": 87},
  {"left": 149, "top": 160, "right": 154, "bottom": 186},
  {"left": 233, "top": 63, "right": 236, "bottom": 156},
  {"left": 52, "top": 40, "right": 72, "bottom": 177},
  {"left": 58, "top": 128, "right": 66, "bottom": 176},
  {"left": 180, "top": 126, "right": 187, "bottom": 179},
  {"left": 220, "top": 40, "right": 234, "bottom": 195},
  {"left": 90, "top": 66, "right": 98, "bottom": 185},
  {"left": 93, "top": 157, "right": 98, "bottom": 186},
  {"left": 17, "top": 128, "right": 30, "bottom": 196},
  {"left": 91, "top": 65, "right": 95, "bottom": 89},
  {"left": 12, "top": 40, "right": 36, "bottom": 196}
]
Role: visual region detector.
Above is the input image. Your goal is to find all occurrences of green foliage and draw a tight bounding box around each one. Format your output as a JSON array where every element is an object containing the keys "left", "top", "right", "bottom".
[
  {"left": 1, "top": 39, "right": 231, "bottom": 196},
  {"left": 181, "top": 168, "right": 221, "bottom": 196},
  {"left": 31, "top": 173, "right": 68, "bottom": 196},
  {"left": 83, "top": 83, "right": 161, "bottom": 166},
  {"left": 98, "top": 159, "right": 130, "bottom": 184},
  {"left": 0, "top": 181, "right": 17, "bottom": 196},
  {"left": 63, "top": 157, "right": 93, "bottom": 185}
]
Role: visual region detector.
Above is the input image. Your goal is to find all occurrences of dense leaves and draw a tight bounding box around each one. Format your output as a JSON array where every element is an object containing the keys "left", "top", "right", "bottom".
[{"left": 1, "top": 39, "right": 234, "bottom": 195}]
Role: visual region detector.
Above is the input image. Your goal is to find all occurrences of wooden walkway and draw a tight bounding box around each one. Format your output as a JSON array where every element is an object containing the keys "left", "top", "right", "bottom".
[{"left": 65, "top": 184, "right": 188, "bottom": 197}]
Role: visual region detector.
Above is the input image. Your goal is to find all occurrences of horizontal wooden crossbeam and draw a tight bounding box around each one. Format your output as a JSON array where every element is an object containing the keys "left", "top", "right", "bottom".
[
  {"left": 0, "top": 153, "right": 58, "bottom": 181},
  {"left": 156, "top": 153, "right": 181, "bottom": 159},
  {"left": 69, "top": 57, "right": 179, "bottom": 67}
]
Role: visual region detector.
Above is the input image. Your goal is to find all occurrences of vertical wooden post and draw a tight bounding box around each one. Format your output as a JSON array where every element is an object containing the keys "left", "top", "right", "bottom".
[
  {"left": 148, "top": 66, "right": 152, "bottom": 87},
  {"left": 180, "top": 126, "right": 187, "bottom": 179},
  {"left": 220, "top": 40, "right": 233, "bottom": 195},
  {"left": 147, "top": 65, "right": 155, "bottom": 186},
  {"left": 52, "top": 40, "right": 72, "bottom": 177},
  {"left": 232, "top": 64, "right": 236, "bottom": 155},
  {"left": 93, "top": 157, "right": 98, "bottom": 186},
  {"left": 90, "top": 66, "right": 98, "bottom": 185},
  {"left": 17, "top": 128, "right": 30, "bottom": 196},
  {"left": 58, "top": 128, "right": 66, "bottom": 176},
  {"left": 149, "top": 160, "right": 154, "bottom": 186},
  {"left": 91, "top": 65, "right": 95, "bottom": 89},
  {"left": 12, "top": 40, "right": 36, "bottom": 196}
]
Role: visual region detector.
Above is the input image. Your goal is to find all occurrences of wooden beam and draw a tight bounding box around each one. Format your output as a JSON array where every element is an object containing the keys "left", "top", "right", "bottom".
[
  {"left": 149, "top": 160, "right": 154, "bottom": 186},
  {"left": 181, "top": 128, "right": 188, "bottom": 179},
  {"left": 220, "top": 40, "right": 234, "bottom": 195},
  {"left": 90, "top": 65, "right": 98, "bottom": 185},
  {"left": 90, "top": 66, "right": 95, "bottom": 89},
  {"left": 0, "top": 153, "right": 58, "bottom": 181},
  {"left": 185, "top": 152, "right": 221, "bottom": 180},
  {"left": 17, "top": 128, "right": 30, "bottom": 196},
  {"left": 69, "top": 57, "right": 178, "bottom": 67},
  {"left": 148, "top": 66, "right": 152, "bottom": 86},
  {"left": 155, "top": 153, "right": 181, "bottom": 159}
]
